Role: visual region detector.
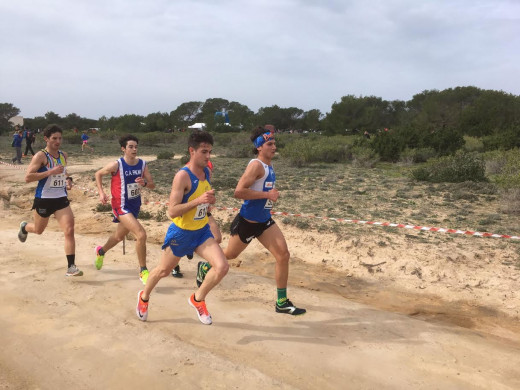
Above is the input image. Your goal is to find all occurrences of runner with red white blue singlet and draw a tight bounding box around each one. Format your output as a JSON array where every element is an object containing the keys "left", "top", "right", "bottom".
[{"left": 110, "top": 157, "right": 146, "bottom": 220}]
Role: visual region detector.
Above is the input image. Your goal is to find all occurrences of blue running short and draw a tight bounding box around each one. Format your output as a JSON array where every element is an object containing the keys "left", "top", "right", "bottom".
[
  {"left": 112, "top": 206, "right": 140, "bottom": 223},
  {"left": 162, "top": 223, "right": 214, "bottom": 257}
]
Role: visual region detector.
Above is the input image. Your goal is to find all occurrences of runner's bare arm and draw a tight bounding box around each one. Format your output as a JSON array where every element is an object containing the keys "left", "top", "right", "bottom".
[
  {"left": 24, "top": 151, "right": 63, "bottom": 183},
  {"left": 135, "top": 165, "right": 155, "bottom": 190},
  {"left": 234, "top": 160, "right": 279, "bottom": 202},
  {"left": 95, "top": 161, "right": 118, "bottom": 204}
]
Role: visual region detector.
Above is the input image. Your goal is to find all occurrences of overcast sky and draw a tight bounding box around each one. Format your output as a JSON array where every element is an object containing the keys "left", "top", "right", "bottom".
[{"left": 1, "top": 0, "right": 518, "bottom": 120}]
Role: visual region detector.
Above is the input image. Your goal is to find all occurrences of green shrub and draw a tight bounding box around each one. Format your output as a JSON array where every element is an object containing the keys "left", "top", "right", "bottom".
[
  {"left": 180, "top": 154, "right": 190, "bottom": 165},
  {"left": 95, "top": 203, "right": 112, "bottom": 212},
  {"left": 482, "top": 128, "right": 520, "bottom": 151},
  {"left": 137, "top": 132, "right": 164, "bottom": 146},
  {"left": 370, "top": 131, "right": 401, "bottom": 162},
  {"left": 223, "top": 145, "right": 252, "bottom": 158},
  {"left": 99, "top": 129, "right": 123, "bottom": 141},
  {"left": 62, "top": 131, "right": 83, "bottom": 144},
  {"left": 278, "top": 136, "right": 351, "bottom": 166},
  {"left": 139, "top": 210, "right": 153, "bottom": 220},
  {"left": 213, "top": 132, "right": 250, "bottom": 148},
  {"left": 463, "top": 136, "right": 484, "bottom": 152},
  {"left": 411, "top": 151, "right": 487, "bottom": 183},
  {"left": 485, "top": 148, "right": 520, "bottom": 189},
  {"left": 155, "top": 207, "right": 169, "bottom": 222},
  {"left": 211, "top": 176, "right": 238, "bottom": 190},
  {"left": 483, "top": 150, "right": 507, "bottom": 175},
  {"left": 157, "top": 151, "right": 174, "bottom": 160},
  {"left": 399, "top": 147, "right": 436, "bottom": 164},
  {"left": 351, "top": 146, "right": 379, "bottom": 167},
  {"left": 500, "top": 188, "right": 520, "bottom": 215}
]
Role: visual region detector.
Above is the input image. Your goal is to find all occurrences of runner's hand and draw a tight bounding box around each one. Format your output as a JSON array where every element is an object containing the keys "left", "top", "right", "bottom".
[
  {"left": 198, "top": 189, "right": 216, "bottom": 205},
  {"left": 99, "top": 191, "right": 109, "bottom": 205},
  {"left": 267, "top": 188, "right": 279, "bottom": 202}
]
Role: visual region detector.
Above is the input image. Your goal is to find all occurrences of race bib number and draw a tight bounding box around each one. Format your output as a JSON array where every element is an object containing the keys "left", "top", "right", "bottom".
[
  {"left": 127, "top": 182, "right": 140, "bottom": 199},
  {"left": 264, "top": 199, "right": 274, "bottom": 209},
  {"left": 50, "top": 173, "right": 66, "bottom": 189},
  {"left": 194, "top": 203, "right": 209, "bottom": 220}
]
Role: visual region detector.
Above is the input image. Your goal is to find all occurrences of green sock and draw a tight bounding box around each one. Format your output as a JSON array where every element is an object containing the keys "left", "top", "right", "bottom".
[{"left": 277, "top": 288, "right": 287, "bottom": 305}]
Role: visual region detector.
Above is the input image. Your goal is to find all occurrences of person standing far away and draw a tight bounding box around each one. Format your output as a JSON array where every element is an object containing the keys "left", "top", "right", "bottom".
[
  {"left": 18, "top": 124, "right": 83, "bottom": 277},
  {"left": 24, "top": 128, "right": 36, "bottom": 156},
  {"left": 94, "top": 134, "right": 155, "bottom": 284},
  {"left": 11, "top": 128, "right": 24, "bottom": 164},
  {"left": 196, "top": 127, "right": 306, "bottom": 316},
  {"left": 136, "top": 130, "right": 229, "bottom": 325}
]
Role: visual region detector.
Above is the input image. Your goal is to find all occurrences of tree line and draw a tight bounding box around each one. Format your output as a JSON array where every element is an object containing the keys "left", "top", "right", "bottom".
[{"left": 1, "top": 86, "right": 519, "bottom": 150}]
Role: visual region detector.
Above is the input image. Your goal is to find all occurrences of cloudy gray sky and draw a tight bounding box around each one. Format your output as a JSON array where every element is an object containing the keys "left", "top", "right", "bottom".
[{"left": 1, "top": 0, "right": 518, "bottom": 119}]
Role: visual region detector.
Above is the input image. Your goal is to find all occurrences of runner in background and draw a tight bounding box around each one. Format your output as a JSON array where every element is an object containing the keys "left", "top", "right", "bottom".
[
  {"left": 18, "top": 124, "right": 82, "bottom": 277},
  {"left": 81, "top": 131, "right": 94, "bottom": 152},
  {"left": 94, "top": 134, "right": 155, "bottom": 284}
]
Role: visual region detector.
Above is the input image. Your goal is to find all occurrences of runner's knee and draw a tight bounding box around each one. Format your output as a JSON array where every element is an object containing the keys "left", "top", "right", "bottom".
[
  {"left": 135, "top": 229, "right": 147, "bottom": 242},
  {"left": 277, "top": 250, "right": 290, "bottom": 265},
  {"left": 212, "top": 260, "right": 229, "bottom": 278},
  {"left": 63, "top": 225, "right": 74, "bottom": 237}
]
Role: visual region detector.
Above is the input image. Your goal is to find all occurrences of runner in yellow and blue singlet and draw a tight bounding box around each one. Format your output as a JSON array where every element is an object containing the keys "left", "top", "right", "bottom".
[{"left": 136, "top": 130, "right": 229, "bottom": 325}]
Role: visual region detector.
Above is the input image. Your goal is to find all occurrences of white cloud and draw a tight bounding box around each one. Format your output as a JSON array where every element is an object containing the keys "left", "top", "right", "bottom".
[{"left": 1, "top": 0, "right": 518, "bottom": 118}]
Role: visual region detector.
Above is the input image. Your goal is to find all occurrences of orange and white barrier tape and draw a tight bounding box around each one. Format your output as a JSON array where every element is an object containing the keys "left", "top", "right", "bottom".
[
  {"left": 61, "top": 184, "right": 520, "bottom": 241},
  {"left": 3, "top": 163, "right": 518, "bottom": 240},
  {"left": 0, "top": 160, "right": 26, "bottom": 170},
  {"left": 267, "top": 211, "right": 519, "bottom": 240}
]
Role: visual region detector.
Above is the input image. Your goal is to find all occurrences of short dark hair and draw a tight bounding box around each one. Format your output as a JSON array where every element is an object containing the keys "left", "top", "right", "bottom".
[
  {"left": 119, "top": 134, "right": 139, "bottom": 148},
  {"left": 188, "top": 130, "right": 213, "bottom": 150},
  {"left": 251, "top": 126, "right": 267, "bottom": 155},
  {"left": 43, "top": 124, "right": 63, "bottom": 138}
]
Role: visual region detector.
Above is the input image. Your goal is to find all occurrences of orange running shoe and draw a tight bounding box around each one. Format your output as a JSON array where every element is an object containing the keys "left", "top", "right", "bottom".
[
  {"left": 188, "top": 293, "right": 212, "bottom": 325},
  {"left": 136, "top": 290, "right": 149, "bottom": 321}
]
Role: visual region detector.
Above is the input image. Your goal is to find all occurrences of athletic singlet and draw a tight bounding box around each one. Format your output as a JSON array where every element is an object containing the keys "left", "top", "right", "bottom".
[
  {"left": 172, "top": 166, "right": 212, "bottom": 231},
  {"left": 240, "top": 159, "right": 275, "bottom": 223},
  {"left": 35, "top": 149, "right": 68, "bottom": 199},
  {"left": 110, "top": 157, "right": 146, "bottom": 213}
]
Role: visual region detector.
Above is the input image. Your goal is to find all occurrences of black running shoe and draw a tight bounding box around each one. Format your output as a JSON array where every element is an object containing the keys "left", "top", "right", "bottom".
[
  {"left": 171, "top": 265, "right": 183, "bottom": 278},
  {"left": 275, "top": 299, "right": 306, "bottom": 316}
]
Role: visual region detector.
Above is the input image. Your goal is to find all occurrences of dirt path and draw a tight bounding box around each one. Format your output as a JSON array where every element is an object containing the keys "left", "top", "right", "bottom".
[{"left": 1, "top": 221, "right": 519, "bottom": 389}]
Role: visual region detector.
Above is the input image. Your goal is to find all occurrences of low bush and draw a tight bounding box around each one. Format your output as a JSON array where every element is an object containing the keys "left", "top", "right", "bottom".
[
  {"left": 278, "top": 136, "right": 351, "bottom": 167},
  {"left": 351, "top": 146, "right": 379, "bottom": 168},
  {"left": 500, "top": 188, "right": 520, "bottom": 215},
  {"left": 485, "top": 148, "right": 520, "bottom": 189},
  {"left": 411, "top": 151, "right": 486, "bottom": 183},
  {"left": 157, "top": 151, "right": 174, "bottom": 160},
  {"left": 463, "top": 136, "right": 484, "bottom": 152},
  {"left": 180, "top": 154, "right": 190, "bottom": 165},
  {"left": 222, "top": 145, "right": 252, "bottom": 158},
  {"left": 399, "top": 147, "right": 436, "bottom": 164},
  {"left": 62, "top": 131, "right": 83, "bottom": 144}
]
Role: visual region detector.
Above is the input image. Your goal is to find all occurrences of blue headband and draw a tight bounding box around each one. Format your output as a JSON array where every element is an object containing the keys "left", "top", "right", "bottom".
[{"left": 253, "top": 132, "right": 274, "bottom": 148}]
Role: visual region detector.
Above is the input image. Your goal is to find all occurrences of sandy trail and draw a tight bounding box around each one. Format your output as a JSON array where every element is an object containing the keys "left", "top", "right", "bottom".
[{"left": 1, "top": 223, "right": 519, "bottom": 389}]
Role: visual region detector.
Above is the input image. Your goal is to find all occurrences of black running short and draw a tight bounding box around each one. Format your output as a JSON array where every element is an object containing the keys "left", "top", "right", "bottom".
[
  {"left": 230, "top": 213, "right": 275, "bottom": 244},
  {"left": 32, "top": 197, "right": 70, "bottom": 218}
]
